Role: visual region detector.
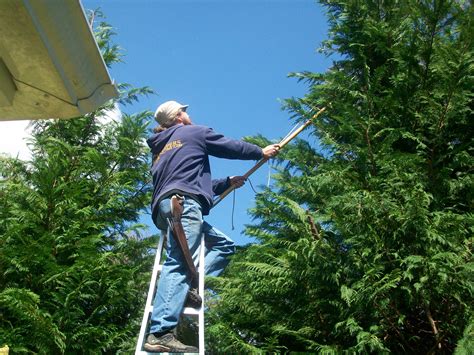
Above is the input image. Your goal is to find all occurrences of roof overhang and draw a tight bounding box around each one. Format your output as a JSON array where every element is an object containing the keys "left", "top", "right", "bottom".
[{"left": 0, "top": 0, "right": 118, "bottom": 121}]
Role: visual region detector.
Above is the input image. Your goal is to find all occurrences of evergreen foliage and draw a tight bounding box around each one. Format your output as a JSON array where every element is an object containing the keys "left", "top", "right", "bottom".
[
  {"left": 207, "top": 0, "right": 473, "bottom": 353},
  {"left": 0, "top": 11, "right": 155, "bottom": 353}
]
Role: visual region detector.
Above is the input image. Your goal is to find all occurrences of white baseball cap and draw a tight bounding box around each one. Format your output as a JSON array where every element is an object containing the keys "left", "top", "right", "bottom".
[{"left": 154, "top": 100, "right": 189, "bottom": 127}]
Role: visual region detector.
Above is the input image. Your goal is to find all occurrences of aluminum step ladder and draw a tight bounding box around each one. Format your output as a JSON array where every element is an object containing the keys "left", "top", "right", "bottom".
[{"left": 135, "top": 233, "right": 205, "bottom": 355}]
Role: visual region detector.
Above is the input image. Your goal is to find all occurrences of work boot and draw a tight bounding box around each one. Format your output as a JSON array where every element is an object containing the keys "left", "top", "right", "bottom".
[
  {"left": 185, "top": 287, "right": 202, "bottom": 308},
  {"left": 144, "top": 332, "right": 198, "bottom": 353}
]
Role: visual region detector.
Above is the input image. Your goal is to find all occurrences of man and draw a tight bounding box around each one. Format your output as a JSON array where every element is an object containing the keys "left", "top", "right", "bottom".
[{"left": 144, "top": 100, "right": 280, "bottom": 352}]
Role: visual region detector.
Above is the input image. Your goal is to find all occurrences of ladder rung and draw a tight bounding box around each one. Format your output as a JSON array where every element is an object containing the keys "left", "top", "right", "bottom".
[
  {"left": 136, "top": 351, "right": 198, "bottom": 355},
  {"left": 145, "top": 305, "right": 201, "bottom": 315},
  {"left": 183, "top": 307, "right": 201, "bottom": 315}
]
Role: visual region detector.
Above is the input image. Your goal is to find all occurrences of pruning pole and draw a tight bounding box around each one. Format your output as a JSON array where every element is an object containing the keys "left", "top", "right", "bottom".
[{"left": 212, "top": 106, "right": 326, "bottom": 208}]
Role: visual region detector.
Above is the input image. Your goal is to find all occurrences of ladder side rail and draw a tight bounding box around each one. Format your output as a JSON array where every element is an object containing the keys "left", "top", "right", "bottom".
[
  {"left": 135, "top": 233, "right": 166, "bottom": 355},
  {"left": 198, "top": 236, "right": 205, "bottom": 355}
]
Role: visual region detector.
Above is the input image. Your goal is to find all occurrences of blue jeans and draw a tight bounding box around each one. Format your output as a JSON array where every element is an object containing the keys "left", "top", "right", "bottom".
[{"left": 149, "top": 196, "right": 235, "bottom": 334}]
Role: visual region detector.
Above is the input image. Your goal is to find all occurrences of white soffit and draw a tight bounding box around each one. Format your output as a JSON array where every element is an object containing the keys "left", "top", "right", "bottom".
[{"left": 0, "top": 0, "right": 118, "bottom": 121}]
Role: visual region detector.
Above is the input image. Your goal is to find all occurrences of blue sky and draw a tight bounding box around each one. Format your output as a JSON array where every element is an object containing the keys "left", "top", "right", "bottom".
[{"left": 82, "top": 0, "right": 331, "bottom": 245}]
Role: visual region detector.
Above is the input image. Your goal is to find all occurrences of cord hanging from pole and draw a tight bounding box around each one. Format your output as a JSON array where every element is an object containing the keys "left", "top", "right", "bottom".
[
  {"left": 248, "top": 178, "right": 258, "bottom": 194},
  {"left": 266, "top": 160, "right": 272, "bottom": 188},
  {"left": 231, "top": 189, "right": 236, "bottom": 230}
]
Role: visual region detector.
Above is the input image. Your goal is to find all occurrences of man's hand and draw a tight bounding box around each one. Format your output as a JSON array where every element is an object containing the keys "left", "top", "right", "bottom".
[
  {"left": 262, "top": 144, "right": 280, "bottom": 159},
  {"left": 229, "top": 176, "right": 246, "bottom": 189}
]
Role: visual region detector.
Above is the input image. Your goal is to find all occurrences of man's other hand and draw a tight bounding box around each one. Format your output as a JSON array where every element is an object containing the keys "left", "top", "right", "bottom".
[{"left": 229, "top": 176, "right": 246, "bottom": 188}]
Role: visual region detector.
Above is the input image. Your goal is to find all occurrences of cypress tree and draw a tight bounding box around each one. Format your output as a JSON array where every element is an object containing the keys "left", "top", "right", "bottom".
[
  {"left": 0, "top": 11, "right": 155, "bottom": 353},
  {"left": 207, "top": 1, "right": 473, "bottom": 353}
]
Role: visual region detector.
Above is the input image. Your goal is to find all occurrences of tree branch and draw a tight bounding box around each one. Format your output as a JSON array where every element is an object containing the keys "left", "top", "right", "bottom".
[
  {"left": 306, "top": 211, "right": 320, "bottom": 240},
  {"left": 425, "top": 305, "right": 442, "bottom": 351}
]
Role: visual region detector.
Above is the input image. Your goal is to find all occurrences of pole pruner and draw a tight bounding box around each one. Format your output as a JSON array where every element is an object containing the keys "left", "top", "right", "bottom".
[{"left": 212, "top": 106, "right": 326, "bottom": 207}]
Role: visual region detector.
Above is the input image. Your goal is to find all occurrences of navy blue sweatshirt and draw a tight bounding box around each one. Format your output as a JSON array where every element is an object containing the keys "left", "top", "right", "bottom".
[{"left": 147, "top": 124, "right": 263, "bottom": 220}]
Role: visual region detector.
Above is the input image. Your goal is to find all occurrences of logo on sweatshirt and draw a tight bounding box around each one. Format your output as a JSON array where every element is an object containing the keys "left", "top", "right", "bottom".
[{"left": 154, "top": 140, "right": 183, "bottom": 163}]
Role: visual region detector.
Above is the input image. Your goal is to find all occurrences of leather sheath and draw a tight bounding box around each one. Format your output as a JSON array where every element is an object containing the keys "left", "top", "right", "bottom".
[{"left": 168, "top": 195, "right": 199, "bottom": 288}]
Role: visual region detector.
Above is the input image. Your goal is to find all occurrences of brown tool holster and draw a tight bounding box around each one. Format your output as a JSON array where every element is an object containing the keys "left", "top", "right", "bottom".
[{"left": 168, "top": 195, "right": 199, "bottom": 288}]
